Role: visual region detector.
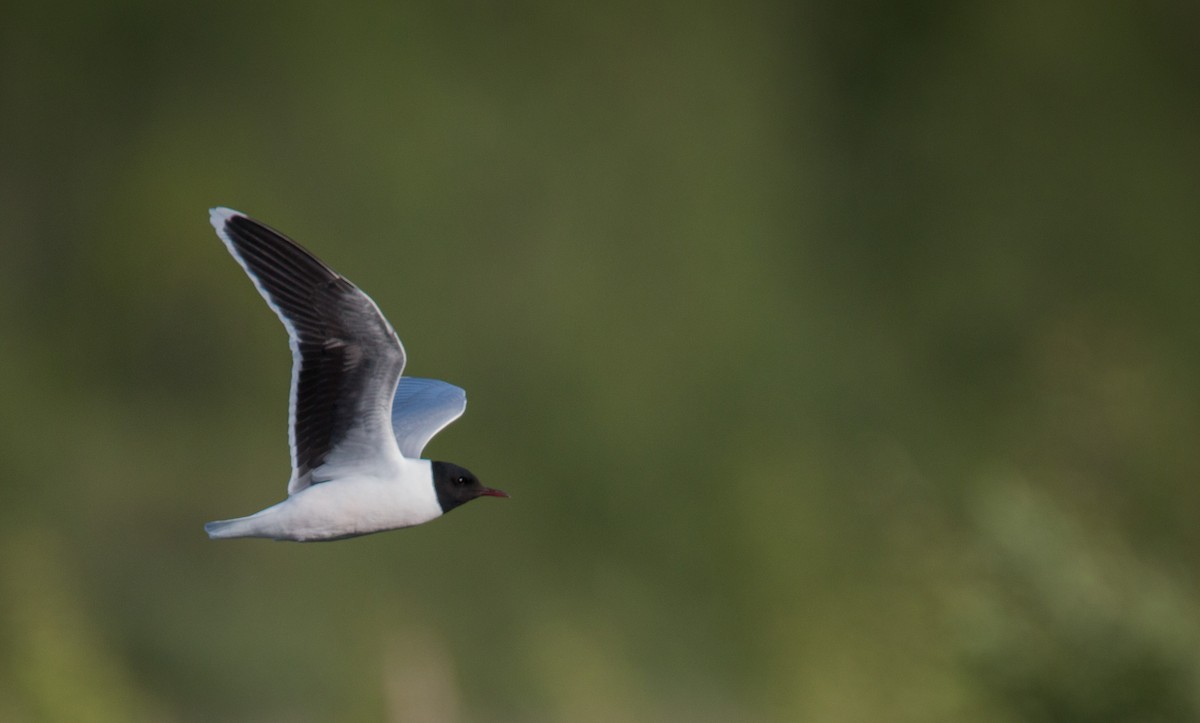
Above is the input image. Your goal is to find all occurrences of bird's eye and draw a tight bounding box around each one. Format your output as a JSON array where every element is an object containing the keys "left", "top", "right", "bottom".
[{"left": 456, "top": 476, "right": 467, "bottom": 485}]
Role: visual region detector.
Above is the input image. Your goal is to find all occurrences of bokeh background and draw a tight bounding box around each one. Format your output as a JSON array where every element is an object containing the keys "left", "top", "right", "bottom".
[{"left": 3, "top": 2, "right": 1200, "bottom": 721}]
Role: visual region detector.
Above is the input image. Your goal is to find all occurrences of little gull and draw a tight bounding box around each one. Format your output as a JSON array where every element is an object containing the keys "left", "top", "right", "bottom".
[{"left": 204, "top": 208, "right": 507, "bottom": 541}]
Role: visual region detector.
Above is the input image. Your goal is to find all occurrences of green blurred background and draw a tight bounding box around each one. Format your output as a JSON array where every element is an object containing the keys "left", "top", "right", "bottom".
[{"left": 3, "top": 1, "right": 1199, "bottom": 721}]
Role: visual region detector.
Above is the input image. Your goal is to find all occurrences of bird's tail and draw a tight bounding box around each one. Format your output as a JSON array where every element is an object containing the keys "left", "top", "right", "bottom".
[{"left": 204, "top": 516, "right": 258, "bottom": 540}]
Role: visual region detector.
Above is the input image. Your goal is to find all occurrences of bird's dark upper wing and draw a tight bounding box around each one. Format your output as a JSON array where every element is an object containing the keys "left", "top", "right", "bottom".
[{"left": 210, "top": 208, "right": 406, "bottom": 494}]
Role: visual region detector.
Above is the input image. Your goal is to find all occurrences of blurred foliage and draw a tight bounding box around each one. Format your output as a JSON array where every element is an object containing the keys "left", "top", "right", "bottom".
[{"left": 2, "top": 1, "right": 1200, "bottom": 721}]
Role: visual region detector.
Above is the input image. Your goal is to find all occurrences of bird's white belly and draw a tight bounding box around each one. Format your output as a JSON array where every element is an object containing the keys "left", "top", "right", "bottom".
[{"left": 254, "top": 473, "right": 442, "bottom": 541}]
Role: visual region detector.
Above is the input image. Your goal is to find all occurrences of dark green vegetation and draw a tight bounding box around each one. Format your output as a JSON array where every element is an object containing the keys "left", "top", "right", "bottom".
[{"left": 2, "top": 2, "right": 1199, "bottom": 720}]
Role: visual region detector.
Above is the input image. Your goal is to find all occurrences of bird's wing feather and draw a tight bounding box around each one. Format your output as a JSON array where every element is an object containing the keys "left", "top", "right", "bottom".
[
  {"left": 391, "top": 377, "right": 467, "bottom": 459},
  {"left": 210, "top": 208, "right": 406, "bottom": 494}
]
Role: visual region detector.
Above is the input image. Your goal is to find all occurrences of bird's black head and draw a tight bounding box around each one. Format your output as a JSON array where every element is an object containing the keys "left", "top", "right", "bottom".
[{"left": 431, "top": 461, "right": 509, "bottom": 514}]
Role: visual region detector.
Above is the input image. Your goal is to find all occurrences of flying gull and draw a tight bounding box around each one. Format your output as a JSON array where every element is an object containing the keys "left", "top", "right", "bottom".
[{"left": 204, "top": 208, "right": 507, "bottom": 541}]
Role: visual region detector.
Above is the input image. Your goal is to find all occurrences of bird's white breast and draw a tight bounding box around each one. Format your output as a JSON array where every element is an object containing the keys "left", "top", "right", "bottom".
[{"left": 252, "top": 459, "right": 442, "bottom": 541}]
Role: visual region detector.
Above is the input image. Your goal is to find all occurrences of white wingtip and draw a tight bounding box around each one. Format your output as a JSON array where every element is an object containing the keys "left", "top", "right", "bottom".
[{"left": 209, "top": 207, "right": 243, "bottom": 232}]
